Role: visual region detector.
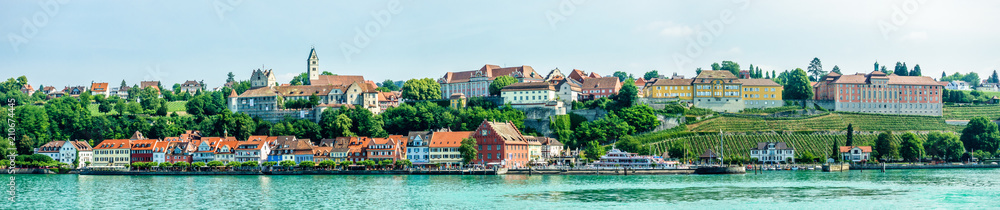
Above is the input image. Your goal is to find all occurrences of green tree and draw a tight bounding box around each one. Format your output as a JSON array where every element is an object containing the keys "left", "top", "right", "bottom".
[
  {"left": 612, "top": 104, "right": 659, "bottom": 133},
  {"left": 459, "top": 137, "right": 478, "bottom": 164},
  {"left": 643, "top": 70, "right": 659, "bottom": 80},
  {"left": 225, "top": 161, "right": 241, "bottom": 168},
  {"left": 807, "top": 57, "right": 825, "bottom": 80},
  {"left": 114, "top": 100, "right": 126, "bottom": 115},
  {"left": 193, "top": 162, "right": 206, "bottom": 168},
  {"left": 960, "top": 116, "right": 1000, "bottom": 154},
  {"left": 317, "top": 160, "right": 336, "bottom": 169},
  {"left": 242, "top": 161, "right": 259, "bottom": 167},
  {"left": 613, "top": 79, "right": 638, "bottom": 108},
  {"left": 322, "top": 71, "right": 334, "bottom": 76},
  {"left": 380, "top": 79, "right": 400, "bottom": 91},
  {"left": 899, "top": 132, "right": 925, "bottom": 162},
  {"left": 207, "top": 160, "right": 224, "bottom": 167},
  {"left": 875, "top": 131, "right": 899, "bottom": 161},
  {"left": 989, "top": 70, "right": 999, "bottom": 83},
  {"left": 262, "top": 161, "right": 277, "bottom": 167},
  {"left": 720, "top": 61, "right": 740, "bottom": 76},
  {"left": 711, "top": 63, "right": 721, "bottom": 70},
  {"left": 612, "top": 71, "right": 632, "bottom": 82},
  {"left": 279, "top": 160, "right": 296, "bottom": 168},
  {"left": 98, "top": 99, "right": 113, "bottom": 114},
  {"left": 401, "top": 78, "right": 442, "bottom": 100},
  {"left": 175, "top": 161, "right": 190, "bottom": 168},
  {"left": 583, "top": 140, "right": 606, "bottom": 162},
  {"left": 14, "top": 106, "right": 49, "bottom": 154},
  {"left": 846, "top": 123, "right": 854, "bottom": 146},
  {"left": 831, "top": 65, "right": 841, "bottom": 74},
  {"left": 320, "top": 109, "right": 355, "bottom": 138},
  {"left": 894, "top": 62, "right": 909, "bottom": 76},
  {"left": 615, "top": 136, "right": 647, "bottom": 155},
  {"left": 910, "top": 64, "right": 922, "bottom": 76},
  {"left": 290, "top": 72, "right": 310, "bottom": 85},
  {"left": 299, "top": 161, "right": 316, "bottom": 168},
  {"left": 156, "top": 100, "right": 168, "bottom": 116},
  {"left": 488, "top": 75, "right": 518, "bottom": 96},
  {"left": 159, "top": 162, "right": 173, "bottom": 168},
  {"left": 782, "top": 68, "right": 814, "bottom": 101}
]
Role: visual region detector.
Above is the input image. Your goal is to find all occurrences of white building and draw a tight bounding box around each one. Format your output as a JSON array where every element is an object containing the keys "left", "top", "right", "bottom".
[
  {"left": 34, "top": 140, "right": 93, "bottom": 168},
  {"left": 839, "top": 146, "right": 872, "bottom": 162},
  {"left": 749, "top": 142, "right": 795, "bottom": 164},
  {"left": 152, "top": 141, "right": 169, "bottom": 163},
  {"left": 978, "top": 83, "right": 1000, "bottom": 92},
  {"left": 540, "top": 137, "right": 564, "bottom": 159},
  {"left": 501, "top": 82, "right": 566, "bottom": 114},
  {"left": 945, "top": 81, "right": 971, "bottom": 90},
  {"left": 236, "top": 139, "right": 272, "bottom": 163},
  {"left": 406, "top": 131, "right": 431, "bottom": 165}
]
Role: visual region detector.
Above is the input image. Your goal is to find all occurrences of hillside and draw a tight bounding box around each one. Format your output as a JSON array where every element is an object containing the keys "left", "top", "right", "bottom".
[
  {"left": 943, "top": 105, "right": 1000, "bottom": 121},
  {"left": 644, "top": 133, "right": 921, "bottom": 160},
  {"left": 86, "top": 101, "right": 189, "bottom": 116},
  {"left": 687, "top": 112, "right": 963, "bottom": 133}
]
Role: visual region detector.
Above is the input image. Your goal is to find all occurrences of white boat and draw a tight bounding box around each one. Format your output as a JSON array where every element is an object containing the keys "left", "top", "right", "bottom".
[{"left": 592, "top": 149, "right": 678, "bottom": 169}]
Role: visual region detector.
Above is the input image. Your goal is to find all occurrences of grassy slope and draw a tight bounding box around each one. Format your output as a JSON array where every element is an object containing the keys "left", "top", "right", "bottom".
[
  {"left": 644, "top": 133, "right": 921, "bottom": 159},
  {"left": 687, "top": 112, "right": 964, "bottom": 133},
  {"left": 943, "top": 105, "right": 1000, "bottom": 121},
  {"left": 86, "top": 101, "right": 188, "bottom": 116}
]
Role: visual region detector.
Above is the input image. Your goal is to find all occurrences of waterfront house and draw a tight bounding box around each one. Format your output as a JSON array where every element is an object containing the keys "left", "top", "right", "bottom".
[
  {"left": 345, "top": 137, "right": 372, "bottom": 162},
  {"left": 540, "top": 137, "right": 564, "bottom": 159},
  {"left": 235, "top": 139, "right": 271, "bottom": 163},
  {"left": 406, "top": 131, "right": 432, "bottom": 165},
  {"left": 268, "top": 136, "right": 315, "bottom": 163},
  {"left": 193, "top": 137, "right": 223, "bottom": 163},
  {"left": 525, "top": 136, "right": 544, "bottom": 165},
  {"left": 130, "top": 139, "right": 157, "bottom": 163},
  {"left": 749, "top": 142, "right": 795, "bottom": 164},
  {"left": 34, "top": 140, "right": 91, "bottom": 167},
  {"left": 213, "top": 140, "right": 241, "bottom": 163},
  {"left": 699, "top": 149, "right": 719, "bottom": 163},
  {"left": 94, "top": 139, "right": 132, "bottom": 167},
  {"left": 313, "top": 146, "right": 332, "bottom": 162},
  {"left": 330, "top": 148, "right": 350, "bottom": 162},
  {"left": 428, "top": 131, "right": 472, "bottom": 167},
  {"left": 839, "top": 146, "right": 873, "bottom": 162},
  {"left": 165, "top": 142, "right": 193, "bottom": 164},
  {"left": 472, "top": 120, "right": 529, "bottom": 168},
  {"left": 152, "top": 141, "right": 169, "bottom": 163},
  {"left": 366, "top": 136, "right": 406, "bottom": 163}
]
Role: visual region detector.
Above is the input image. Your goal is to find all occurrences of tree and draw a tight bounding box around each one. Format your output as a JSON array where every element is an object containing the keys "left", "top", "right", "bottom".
[
  {"left": 156, "top": 100, "right": 168, "bottom": 116},
  {"left": 488, "top": 75, "right": 518, "bottom": 96},
  {"left": 322, "top": 71, "right": 334, "bottom": 76},
  {"left": 290, "top": 73, "right": 310, "bottom": 85},
  {"left": 960, "top": 116, "right": 1000, "bottom": 155},
  {"left": 583, "top": 140, "right": 606, "bottom": 162},
  {"left": 807, "top": 57, "right": 825, "bottom": 80},
  {"left": 612, "top": 71, "right": 631, "bottom": 82},
  {"left": 459, "top": 138, "right": 478, "bottom": 164},
  {"left": 782, "top": 68, "right": 814, "bottom": 101},
  {"left": 174, "top": 162, "right": 190, "bottom": 168},
  {"left": 207, "top": 161, "right": 224, "bottom": 167},
  {"left": 910, "top": 64, "right": 922, "bottom": 76},
  {"left": 279, "top": 160, "right": 296, "bottom": 168},
  {"left": 317, "top": 160, "right": 336, "bottom": 169},
  {"left": 894, "top": 62, "right": 909, "bottom": 76},
  {"left": 846, "top": 123, "right": 854, "bottom": 146},
  {"left": 989, "top": 70, "right": 1000, "bottom": 83},
  {"left": 831, "top": 65, "right": 841, "bottom": 74},
  {"left": 193, "top": 162, "right": 206, "bottom": 168},
  {"left": 262, "top": 161, "right": 277, "bottom": 167},
  {"left": 401, "top": 78, "right": 442, "bottom": 101},
  {"left": 227, "top": 72, "right": 236, "bottom": 83},
  {"left": 158, "top": 162, "right": 173, "bottom": 169},
  {"left": 613, "top": 104, "right": 659, "bottom": 133},
  {"left": 379, "top": 80, "right": 400, "bottom": 91},
  {"left": 880, "top": 66, "right": 889, "bottom": 74},
  {"left": 615, "top": 136, "right": 647, "bottom": 155},
  {"left": 925, "top": 132, "right": 965, "bottom": 161},
  {"left": 14, "top": 106, "right": 49, "bottom": 154},
  {"left": 875, "top": 131, "right": 899, "bottom": 161},
  {"left": 643, "top": 70, "right": 659, "bottom": 80},
  {"left": 225, "top": 161, "right": 241, "bottom": 168},
  {"left": 320, "top": 109, "right": 355, "bottom": 138},
  {"left": 942, "top": 71, "right": 947, "bottom": 79},
  {"left": 720, "top": 61, "right": 740, "bottom": 76},
  {"left": 696, "top": 68, "right": 703, "bottom": 75},
  {"left": 242, "top": 161, "right": 259, "bottom": 167},
  {"left": 98, "top": 99, "right": 113, "bottom": 114},
  {"left": 964, "top": 72, "right": 981, "bottom": 88},
  {"left": 299, "top": 161, "right": 315, "bottom": 168},
  {"left": 711, "top": 62, "right": 721, "bottom": 70},
  {"left": 613, "top": 79, "right": 638, "bottom": 108},
  {"left": 899, "top": 132, "right": 925, "bottom": 162},
  {"left": 831, "top": 137, "right": 839, "bottom": 161}
]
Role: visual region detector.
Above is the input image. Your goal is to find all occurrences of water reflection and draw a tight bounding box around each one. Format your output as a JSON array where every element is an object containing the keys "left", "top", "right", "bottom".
[{"left": 508, "top": 186, "right": 909, "bottom": 203}]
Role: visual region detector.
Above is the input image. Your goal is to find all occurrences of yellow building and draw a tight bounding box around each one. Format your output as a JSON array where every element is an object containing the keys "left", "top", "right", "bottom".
[
  {"left": 643, "top": 71, "right": 784, "bottom": 112},
  {"left": 740, "top": 79, "right": 784, "bottom": 108},
  {"left": 93, "top": 139, "right": 132, "bottom": 167}
]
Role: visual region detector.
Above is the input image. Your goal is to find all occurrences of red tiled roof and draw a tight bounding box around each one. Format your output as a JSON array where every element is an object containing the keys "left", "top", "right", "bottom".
[
  {"left": 91, "top": 82, "right": 109, "bottom": 92},
  {"left": 439, "top": 64, "right": 543, "bottom": 83},
  {"left": 310, "top": 75, "right": 366, "bottom": 86},
  {"left": 131, "top": 140, "right": 158, "bottom": 151},
  {"left": 581, "top": 77, "right": 621, "bottom": 90},
  {"left": 839, "top": 146, "right": 873, "bottom": 153},
  {"left": 96, "top": 139, "right": 132, "bottom": 149},
  {"left": 429, "top": 131, "right": 472, "bottom": 148}
]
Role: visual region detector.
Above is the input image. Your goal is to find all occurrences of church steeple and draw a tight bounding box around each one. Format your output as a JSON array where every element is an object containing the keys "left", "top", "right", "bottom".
[{"left": 308, "top": 47, "right": 319, "bottom": 82}]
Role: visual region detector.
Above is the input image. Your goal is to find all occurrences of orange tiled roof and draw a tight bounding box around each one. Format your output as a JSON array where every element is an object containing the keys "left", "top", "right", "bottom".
[
  {"left": 429, "top": 131, "right": 472, "bottom": 148},
  {"left": 839, "top": 146, "right": 873, "bottom": 153}
]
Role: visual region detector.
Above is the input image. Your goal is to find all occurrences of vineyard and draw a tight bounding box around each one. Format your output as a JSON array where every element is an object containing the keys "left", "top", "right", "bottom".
[
  {"left": 643, "top": 133, "right": 923, "bottom": 160},
  {"left": 943, "top": 105, "right": 1000, "bottom": 120},
  {"left": 687, "top": 112, "right": 963, "bottom": 132}
]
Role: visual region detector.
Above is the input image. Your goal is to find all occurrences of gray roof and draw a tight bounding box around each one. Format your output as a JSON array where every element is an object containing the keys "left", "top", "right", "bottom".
[{"left": 751, "top": 142, "right": 793, "bottom": 150}]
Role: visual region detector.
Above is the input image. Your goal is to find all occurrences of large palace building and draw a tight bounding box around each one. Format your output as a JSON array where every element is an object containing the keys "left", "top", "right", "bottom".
[
  {"left": 812, "top": 71, "right": 944, "bottom": 116},
  {"left": 438, "top": 64, "right": 545, "bottom": 98},
  {"left": 643, "top": 70, "right": 783, "bottom": 112}
]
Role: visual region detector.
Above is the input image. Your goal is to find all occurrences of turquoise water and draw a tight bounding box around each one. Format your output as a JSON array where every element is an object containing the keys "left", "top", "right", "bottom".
[{"left": 3, "top": 169, "right": 999, "bottom": 209}]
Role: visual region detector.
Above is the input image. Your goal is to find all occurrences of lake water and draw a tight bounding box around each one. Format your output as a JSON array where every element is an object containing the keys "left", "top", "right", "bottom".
[{"left": 4, "top": 168, "right": 999, "bottom": 209}]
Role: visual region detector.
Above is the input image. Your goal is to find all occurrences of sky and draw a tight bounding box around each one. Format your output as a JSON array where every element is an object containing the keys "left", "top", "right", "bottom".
[{"left": 2, "top": 0, "right": 999, "bottom": 89}]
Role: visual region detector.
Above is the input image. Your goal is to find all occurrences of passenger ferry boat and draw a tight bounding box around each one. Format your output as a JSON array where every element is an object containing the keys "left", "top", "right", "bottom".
[{"left": 593, "top": 149, "right": 680, "bottom": 169}]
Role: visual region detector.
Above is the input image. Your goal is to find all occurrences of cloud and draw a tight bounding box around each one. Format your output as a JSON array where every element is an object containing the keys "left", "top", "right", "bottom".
[{"left": 644, "top": 21, "right": 694, "bottom": 37}]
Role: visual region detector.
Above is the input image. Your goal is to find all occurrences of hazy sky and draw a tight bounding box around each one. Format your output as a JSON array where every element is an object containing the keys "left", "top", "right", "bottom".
[{"left": 2, "top": 0, "right": 999, "bottom": 89}]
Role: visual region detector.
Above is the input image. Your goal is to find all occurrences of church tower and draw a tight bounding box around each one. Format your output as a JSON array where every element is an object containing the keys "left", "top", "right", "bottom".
[{"left": 307, "top": 47, "right": 319, "bottom": 82}]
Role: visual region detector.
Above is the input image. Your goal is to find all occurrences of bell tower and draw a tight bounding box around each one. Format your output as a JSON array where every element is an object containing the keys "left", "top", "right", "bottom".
[{"left": 307, "top": 47, "right": 319, "bottom": 82}]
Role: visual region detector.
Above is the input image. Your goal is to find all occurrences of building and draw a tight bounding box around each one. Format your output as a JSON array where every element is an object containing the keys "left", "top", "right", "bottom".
[
  {"left": 129, "top": 139, "right": 157, "bottom": 163},
  {"left": 566, "top": 69, "right": 601, "bottom": 84},
  {"left": 151, "top": 141, "right": 169, "bottom": 163},
  {"left": 540, "top": 137, "right": 563, "bottom": 159},
  {"left": 472, "top": 121, "right": 529, "bottom": 168},
  {"left": 91, "top": 82, "right": 110, "bottom": 97},
  {"left": 644, "top": 78, "right": 694, "bottom": 100},
  {"left": 438, "top": 64, "right": 545, "bottom": 98},
  {"left": 93, "top": 139, "right": 131, "bottom": 167},
  {"left": 553, "top": 80, "right": 582, "bottom": 106},
  {"left": 580, "top": 77, "right": 621, "bottom": 100},
  {"left": 406, "top": 131, "right": 432, "bottom": 165},
  {"left": 180, "top": 80, "right": 204, "bottom": 94},
  {"left": 192, "top": 138, "right": 223, "bottom": 163},
  {"left": 741, "top": 79, "right": 784, "bottom": 109},
  {"left": 213, "top": 140, "right": 241, "bottom": 163},
  {"left": 34, "top": 140, "right": 92, "bottom": 168},
  {"left": 691, "top": 71, "right": 744, "bottom": 112},
  {"left": 366, "top": 136, "right": 406, "bottom": 162},
  {"left": 525, "top": 136, "right": 544, "bottom": 165},
  {"left": 840, "top": 146, "right": 872, "bottom": 162},
  {"left": 140, "top": 81, "right": 161, "bottom": 93},
  {"left": 428, "top": 131, "right": 471, "bottom": 167},
  {"left": 164, "top": 142, "right": 192, "bottom": 164},
  {"left": 63, "top": 86, "right": 86, "bottom": 97},
  {"left": 268, "top": 137, "right": 315, "bottom": 163},
  {"left": 21, "top": 84, "right": 35, "bottom": 95},
  {"left": 378, "top": 91, "right": 401, "bottom": 112},
  {"left": 230, "top": 73, "right": 383, "bottom": 123},
  {"left": 749, "top": 142, "right": 795, "bottom": 164},
  {"left": 500, "top": 82, "right": 566, "bottom": 114},
  {"left": 235, "top": 139, "right": 271, "bottom": 163},
  {"left": 449, "top": 93, "right": 467, "bottom": 109},
  {"left": 945, "top": 81, "right": 971, "bottom": 90},
  {"left": 978, "top": 83, "right": 1000, "bottom": 92},
  {"left": 251, "top": 69, "right": 277, "bottom": 88},
  {"left": 313, "top": 146, "right": 333, "bottom": 162},
  {"left": 330, "top": 148, "right": 350, "bottom": 162},
  {"left": 813, "top": 71, "right": 944, "bottom": 116}
]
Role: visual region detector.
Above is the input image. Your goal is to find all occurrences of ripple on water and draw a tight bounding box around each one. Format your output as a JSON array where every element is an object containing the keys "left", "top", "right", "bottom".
[{"left": 507, "top": 186, "right": 909, "bottom": 203}]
